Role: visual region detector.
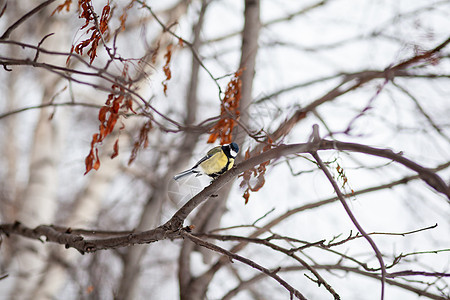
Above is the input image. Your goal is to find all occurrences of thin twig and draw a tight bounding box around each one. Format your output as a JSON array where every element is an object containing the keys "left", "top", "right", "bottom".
[
  {"left": 136, "top": 0, "right": 223, "bottom": 97},
  {"left": 225, "top": 264, "right": 448, "bottom": 300},
  {"left": 392, "top": 80, "right": 450, "bottom": 143},
  {"left": 181, "top": 230, "right": 308, "bottom": 300},
  {"left": 309, "top": 125, "right": 386, "bottom": 300},
  {"left": 0, "top": 0, "right": 57, "bottom": 40},
  {"left": 194, "top": 232, "right": 340, "bottom": 299},
  {"left": 0, "top": 101, "right": 102, "bottom": 120}
]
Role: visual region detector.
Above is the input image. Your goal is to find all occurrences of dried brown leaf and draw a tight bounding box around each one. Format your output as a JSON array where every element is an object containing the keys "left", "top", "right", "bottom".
[{"left": 208, "top": 70, "right": 242, "bottom": 144}]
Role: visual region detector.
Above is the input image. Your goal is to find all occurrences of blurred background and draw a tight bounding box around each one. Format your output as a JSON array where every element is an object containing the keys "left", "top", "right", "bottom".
[{"left": 0, "top": 0, "right": 449, "bottom": 299}]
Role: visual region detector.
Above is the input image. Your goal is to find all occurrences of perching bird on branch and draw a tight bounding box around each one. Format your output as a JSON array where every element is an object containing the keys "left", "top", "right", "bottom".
[{"left": 173, "top": 143, "right": 239, "bottom": 181}]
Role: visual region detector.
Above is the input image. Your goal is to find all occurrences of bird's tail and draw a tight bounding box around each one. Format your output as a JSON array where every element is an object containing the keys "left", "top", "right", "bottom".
[{"left": 173, "top": 168, "right": 197, "bottom": 181}]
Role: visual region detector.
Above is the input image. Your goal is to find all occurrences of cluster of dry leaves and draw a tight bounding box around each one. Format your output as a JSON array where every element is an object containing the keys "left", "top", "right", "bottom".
[{"left": 55, "top": 0, "right": 272, "bottom": 203}]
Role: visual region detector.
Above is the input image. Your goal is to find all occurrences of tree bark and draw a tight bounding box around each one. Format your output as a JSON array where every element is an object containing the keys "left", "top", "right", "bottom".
[{"left": 9, "top": 105, "right": 59, "bottom": 300}]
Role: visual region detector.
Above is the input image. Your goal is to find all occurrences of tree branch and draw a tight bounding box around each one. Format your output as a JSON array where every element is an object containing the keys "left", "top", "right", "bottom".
[
  {"left": 1, "top": 136, "right": 448, "bottom": 252},
  {"left": 181, "top": 230, "right": 308, "bottom": 300},
  {"left": 310, "top": 150, "right": 387, "bottom": 300},
  {"left": 0, "top": 0, "right": 57, "bottom": 40},
  {"left": 224, "top": 264, "right": 449, "bottom": 300}
]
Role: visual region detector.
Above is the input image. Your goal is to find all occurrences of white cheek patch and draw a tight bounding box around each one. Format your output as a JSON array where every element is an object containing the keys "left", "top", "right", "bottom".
[{"left": 230, "top": 149, "right": 238, "bottom": 158}]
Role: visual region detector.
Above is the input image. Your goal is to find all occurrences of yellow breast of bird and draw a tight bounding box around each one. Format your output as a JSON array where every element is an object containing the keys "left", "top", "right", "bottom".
[{"left": 199, "top": 151, "right": 234, "bottom": 174}]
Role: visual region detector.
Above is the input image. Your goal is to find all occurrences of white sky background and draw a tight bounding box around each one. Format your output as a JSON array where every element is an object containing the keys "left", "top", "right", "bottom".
[{"left": 0, "top": 0, "right": 449, "bottom": 299}]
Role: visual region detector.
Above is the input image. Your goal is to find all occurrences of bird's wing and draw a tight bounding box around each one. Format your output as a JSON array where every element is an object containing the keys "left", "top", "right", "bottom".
[
  {"left": 193, "top": 146, "right": 222, "bottom": 168},
  {"left": 206, "top": 146, "right": 222, "bottom": 156}
]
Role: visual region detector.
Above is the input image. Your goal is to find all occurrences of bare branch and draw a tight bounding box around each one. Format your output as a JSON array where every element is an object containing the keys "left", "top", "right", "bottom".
[
  {"left": 206, "top": 0, "right": 333, "bottom": 44},
  {"left": 135, "top": 0, "right": 223, "bottom": 97},
  {"left": 392, "top": 80, "right": 450, "bottom": 143},
  {"left": 195, "top": 233, "right": 339, "bottom": 299},
  {"left": 225, "top": 265, "right": 449, "bottom": 300},
  {"left": 255, "top": 36, "right": 450, "bottom": 151},
  {"left": 181, "top": 230, "right": 308, "bottom": 300},
  {"left": 2, "top": 1, "right": 449, "bottom": 299},
  {"left": 0, "top": 0, "right": 57, "bottom": 40},
  {"left": 326, "top": 224, "right": 439, "bottom": 247},
  {"left": 310, "top": 148, "right": 387, "bottom": 300},
  {"left": 0, "top": 101, "right": 102, "bottom": 120},
  {"left": 0, "top": 222, "right": 178, "bottom": 254}
]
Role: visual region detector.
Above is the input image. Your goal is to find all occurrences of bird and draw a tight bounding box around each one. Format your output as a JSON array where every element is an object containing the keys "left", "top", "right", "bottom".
[{"left": 173, "top": 142, "right": 239, "bottom": 181}]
